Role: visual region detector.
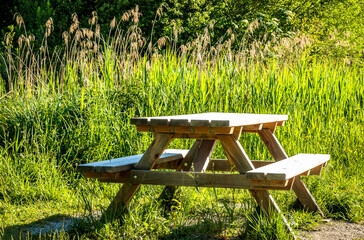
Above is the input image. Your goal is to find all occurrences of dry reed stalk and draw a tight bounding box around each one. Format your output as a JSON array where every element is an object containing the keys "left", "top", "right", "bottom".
[{"left": 0, "top": 11, "right": 313, "bottom": 96}]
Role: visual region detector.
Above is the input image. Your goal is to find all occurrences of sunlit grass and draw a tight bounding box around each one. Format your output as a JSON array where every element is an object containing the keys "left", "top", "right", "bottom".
[{"left": 0, "top": 10, "right": 363, "bottom": 239}]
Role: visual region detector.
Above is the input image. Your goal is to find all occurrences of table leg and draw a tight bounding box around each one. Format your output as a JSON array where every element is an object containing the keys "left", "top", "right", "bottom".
[
  {"left": 102, "top": 133, "right": 174, "bottom": 220},
  {"left": 258, "top": 128, "right": 324, "bottom": 216},
  {"left": 159, "top": 139, "right": 217, "bottom": 207},
  {"left": 218, "top": 134, "right": 294, "bottom": 235},
  {"left": 191, "top": 139, "right": 217, "bottom": 172}
]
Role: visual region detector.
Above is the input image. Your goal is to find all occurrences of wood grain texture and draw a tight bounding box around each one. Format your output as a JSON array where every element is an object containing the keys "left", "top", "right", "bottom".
[
  {"left": 81, "top": 159, "right": 277, "bottom": 178},
  {"left": 246, "top": 154, "right": 330, "bottom": 180},
  {"left": 82, "top": 169, "right": 293, "bottom": 191},
  {"left": 258, "top": 128, "right": 325, "bottom": 216},
  {"left": 217, "top": 134, "right": 255, "bottom": 171},
  {"left": 258, "top": 128, "right": 288, "bottom": 161},
  {"left": 102, "top": 170, "right": 293, "bottom": 190},
  {"left": 250, "top": 177, "right": 295, "bottom": 189},
  {"left": 135, "top": 125, "right": 234, "bottom": 135},
  {"left": 77, "top": 149, "right": 188, "bottom": 173},
  {"left": 134, "top": 133, "right": 174, "bottom": 169},
  {"left": 178, "top": 140, "right": 203, "bottom": 171},
  {"left": 131, "top": 113, "right": 288, "bottom": 128},
  {"left": 206, "top": 159, "right": 278, "bottom": 172},
  {"left": 191, "top": 140, "right": 217, "bottom": 172}
]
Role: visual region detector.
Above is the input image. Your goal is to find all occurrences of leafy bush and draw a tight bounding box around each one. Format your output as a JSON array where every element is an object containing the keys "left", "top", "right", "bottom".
[{"left": 3, "top": 0, "right": 363, "bottom": 63}]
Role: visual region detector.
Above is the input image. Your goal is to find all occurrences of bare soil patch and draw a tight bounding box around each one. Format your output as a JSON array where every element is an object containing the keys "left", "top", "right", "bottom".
[{"left": 299, "top": 220, "right": 364, "bottom": 240}]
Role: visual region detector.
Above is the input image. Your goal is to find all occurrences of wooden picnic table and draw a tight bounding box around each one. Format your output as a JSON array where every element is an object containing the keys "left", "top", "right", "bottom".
[{"left": 78, "top": 112, "right": 330, "bottom": 237}]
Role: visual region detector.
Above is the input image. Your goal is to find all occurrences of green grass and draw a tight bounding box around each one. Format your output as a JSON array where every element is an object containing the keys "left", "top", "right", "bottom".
[{"left": 0, "top": 20, "right": 363, "bottom": 239}]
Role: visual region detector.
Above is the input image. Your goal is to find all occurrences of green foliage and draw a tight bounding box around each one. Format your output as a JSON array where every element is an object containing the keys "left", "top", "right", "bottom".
[
  {"left": 242, "top": 208, "right": 294, "bottom": 240},
  {"left": 2, "top": 0, "right": 363, "bottom": 63},
  {"left": 0, "top": 7, "right": 364, "bottom": 238}
]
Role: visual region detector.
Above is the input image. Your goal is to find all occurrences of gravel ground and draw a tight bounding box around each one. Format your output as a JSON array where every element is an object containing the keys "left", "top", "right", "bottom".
[
  {"left": 9, "top": 215, "right": 364, "bottom": 239},
  {"left": 299, "top": 220, "right": 364, "bottom": 240}
]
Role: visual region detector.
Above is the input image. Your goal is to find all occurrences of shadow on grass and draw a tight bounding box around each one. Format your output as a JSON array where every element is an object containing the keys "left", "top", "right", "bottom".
[
  {"left": 159, "top": 220, "right": 235, "bottom": 240},
  {"left": 1, "top": 214, "right": 81, "bottom": 240}
]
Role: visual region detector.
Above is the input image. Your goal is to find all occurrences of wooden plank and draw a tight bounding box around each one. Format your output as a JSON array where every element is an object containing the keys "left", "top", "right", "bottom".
[
  {"left": 136, "top": 125, "right": 151, "bottom": 132},
  {"left": 258, "top": 129, "right": 287, "bottom": 161},
  {"left": 129, "top": 171, "right": 249, "bottom": 188},
  {"left": 77, "top": 154, "right": 145, "bottom": 173},
  {"left": 154, "top": 126, "right": 235, "bottom": 134},
  {"left": 250, "top": 177, "right": 295, "bottom": 189},
  {"left": 134, "top": 133, "right": 174, "bottom": 169},
  {"left": 243, "top": 124, "right": 263, "bottom": 132},
  {"left": 173, "top": 133, "right": 218, "bottom": 139},
  {"left": 81, "top": 159, "right": 275, "bottom": 175},
  {"left": 153, "top": 126, "right": 170, "bottom": 132},
  {"left": 233, "top": 127, "right": 243, "bottom": 139},
  {"left": 190, "top": 119, "right": 211, "bottom": 127},
  {"left": 210, "top": 120, "right": 231, "bottom": 127},
  {"left": 136, "top": 125, "right": 235, "bottom": 135},
  {"left": 207, "top": 159, "right": 320, "bottom": 175},
  {"left": 82, "top": 171, "right": 119, "bottom": 179},
  {"left": 262, "top": 122, "right": 278, "bottom": 133},
  {"left": 206, "top": 159, "right": 235, "bottom": 171},
  {"left": 102, "top": 183, "right": 140, "bottom": 221},
  {"left": 157, "top": 149, "right": 189, "bottom": 163},
  {"left": 191, "top": 140, "right": 217, "bottom": 172},
  {"left": 169, "top": 119, "right": 189, "bottom": 126},
  {"left": 98, "top": 170, "right": 293, "bottom": 190},
  {"left": 86, "top": 170, "right": 291, "bottom": 191},
  {"left": 310, "top": 164, "right": 324, "bottom": 175},
  {"left": 131, "top": 113, "right": 288, "bottom": 128},
  {"left": 292, "top": 176, "right": 324, "bottom": 215},
  {"left": 218, "top": 135, "right": 255, "bottom": 171},
  {"left": 258, "top": 128, "right": 325, "bottom": 216},
  {"left": 77, "top": 149, "right": 188, "bottom": 173},
  {"left": 206, "top": 159, "right": 274, "bottom": 172},
  {"left": 251, "top": 160, "right": 275, "bottom": 169},
  {"left": 246, "top": 154, "right": 330, "bottom": 181},
  {"left": 130, "top": 117, "right": 150, "bottom": 125},
  {"left": 153, "top": 159, "right": 182, "bottom": 170},
  {"left": 250, "top": 179, "right": 289, "bottom": 187},
  {"left": 150, "top": 118, "right": 170, "bottom": 126},
  {"left": 136, "top": 125, "right": 288, "bottom": 137},
  {"left": 103, "top": 133, "right": 173, "bottom": 220}
]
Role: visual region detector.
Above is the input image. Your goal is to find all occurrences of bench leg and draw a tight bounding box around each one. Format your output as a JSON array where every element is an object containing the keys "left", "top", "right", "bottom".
[
  {"left": 250, "top": 189, "right": 294, "bottom": 235},
  {"left": 258, "top": 128, "right": 324, "bottom": 216},
  {"left": 218, "top": 135, "right": 294, "bottom": 237},
  {"left": 102, "top": 133, "right": 173, "bottom": 221},
  {"left": 159, "top": 139, "right": 216, "bottom": 208}
]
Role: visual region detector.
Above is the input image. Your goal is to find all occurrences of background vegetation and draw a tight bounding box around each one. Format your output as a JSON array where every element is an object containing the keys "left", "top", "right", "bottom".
[
  {"left": 0, "top": 1, "right": 363, "bottom": 239},
  {"left": 2, "top": 0, "right": 364, "bottom": 61}
]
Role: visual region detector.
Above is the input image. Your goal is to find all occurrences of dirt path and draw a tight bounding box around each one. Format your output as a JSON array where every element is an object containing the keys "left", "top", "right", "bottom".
[{"left": 299, "top": 220, "right": 364, "bottom": 240}]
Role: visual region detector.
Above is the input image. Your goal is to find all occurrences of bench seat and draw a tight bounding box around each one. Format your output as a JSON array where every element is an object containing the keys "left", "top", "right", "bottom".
[
  {"left": 77, "top": 149, "right": 189, "bottom": 173},
  {"left": 246, "top": 153, "right": 330, "bottom": 181}
]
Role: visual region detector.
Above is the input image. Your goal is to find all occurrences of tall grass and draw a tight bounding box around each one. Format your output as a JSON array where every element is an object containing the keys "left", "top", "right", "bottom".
[{"left": 0, "top": 9, "right": 363, "bottom": 239}]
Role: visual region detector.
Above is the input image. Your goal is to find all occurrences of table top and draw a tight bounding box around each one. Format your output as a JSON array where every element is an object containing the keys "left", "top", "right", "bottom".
[{"left": 130, "top": 112, "right": 288, "bottom": 127}]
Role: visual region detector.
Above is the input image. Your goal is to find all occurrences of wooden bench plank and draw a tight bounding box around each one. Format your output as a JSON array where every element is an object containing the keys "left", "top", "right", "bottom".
[
  {"left": 246, "top": 154, "right": 330, "bottom": 181},
  {"left": 77, "top": 149, "right": 188, "bottom": 173},
  {"left": 93, "top": 170, "right": 293, "bottom": 190}
]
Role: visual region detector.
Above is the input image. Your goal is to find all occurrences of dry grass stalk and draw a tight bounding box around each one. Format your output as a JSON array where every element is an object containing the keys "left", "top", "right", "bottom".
[{"left": 0, "top": 11, "right": 312, "bottom": 95}]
